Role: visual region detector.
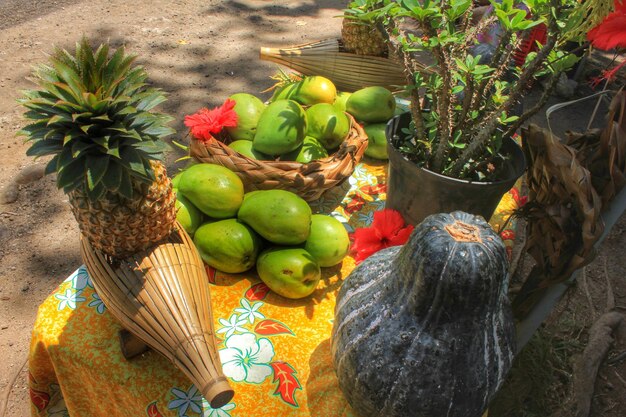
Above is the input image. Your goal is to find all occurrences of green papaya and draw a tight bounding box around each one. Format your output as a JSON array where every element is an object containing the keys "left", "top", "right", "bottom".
[
  {"left": 333, "top": 91, "right": 352, "bottom": 112},
  {"left": 291, "top": 76, "right": 337, "bottom": 105},
  {"left": 177, "top": 163, "right": 244, "bottom": 218},
  {"left": 363, "top": 123, "right": 389, "bottom": 160},
  {"left": 256, "top": 247, "right": 321, "bottom": 299},
  {"left": 280, "top": 136, "right": 328, "bottom": 164},
  {"left": 237, "top": 189, "right": 312, "bottom": 245},
  {"left": 174, "top": 192, "right": 204, "bottom": 236},
  {"left": 171, "top": 171, "right": 184, "bottom": 189},
  {"left": 193, "top": 219, "right": 262, "bottom": 273},
  {"left": 305, "top": 103, "right": 350, "bottom": 150},
  {"left": 270, "top": 82, "right": 299, "bottom": 102},
  {"left": 345, "top": 86, "right": 396, "bottom": 123},
  {"left": 225, "top": 93, "right": 266, "bottom": 141},
  {"left": 253, "top": 99, "right": 307, "bottom": 155},
  {"left": 229, "top": 139, "right": 270, "bottom": 160}
]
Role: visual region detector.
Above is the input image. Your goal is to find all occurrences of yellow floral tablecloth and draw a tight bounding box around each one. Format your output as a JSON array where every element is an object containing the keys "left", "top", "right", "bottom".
[{"left": 28, "top": 161, "right": 521, "bottom": 417}]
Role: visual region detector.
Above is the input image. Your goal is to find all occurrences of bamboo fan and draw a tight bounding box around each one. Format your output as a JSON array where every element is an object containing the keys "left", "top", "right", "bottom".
[
  {"left": 259, "top": 38, "right": 408, "bottom": 92},
  {"left": 80, "top": 223, "right": 234, "bottom": 408}
]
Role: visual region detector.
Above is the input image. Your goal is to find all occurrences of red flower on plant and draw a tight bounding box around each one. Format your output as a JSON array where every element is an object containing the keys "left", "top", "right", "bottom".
[
  {"left": 587, "top": 0, "right": 626, "bottom": 51},
  {"left": 184, "top": 98, "right": 238, "bottom": 141},
  {"left": 590, "top": 59, "right": 626, "bottom": 89},
  {"left": 350, "top": 209, "right": 414, "bottom": 264}
]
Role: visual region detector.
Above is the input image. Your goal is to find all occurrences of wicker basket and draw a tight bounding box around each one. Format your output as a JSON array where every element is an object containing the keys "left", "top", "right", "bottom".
[
  {"left": 259, "top": 38, "right": 408, "bottom": 92},
  {"left": 190, "top": 113, "right": 368, "bottom": 202},
  {"left": 80, "top": 223, "right": 234, "bottom": 408}
]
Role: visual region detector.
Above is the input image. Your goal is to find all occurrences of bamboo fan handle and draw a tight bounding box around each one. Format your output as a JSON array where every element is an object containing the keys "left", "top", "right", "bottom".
[
  {"left": 81, "top": 225, "right": 235, "bottom": 409},
  {"left": 205, "top": 378, "right": 235, "bottom": 409}
]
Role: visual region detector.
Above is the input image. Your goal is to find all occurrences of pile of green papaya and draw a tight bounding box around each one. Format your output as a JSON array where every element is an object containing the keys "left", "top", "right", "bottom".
[
  {"left": 225, "top": 75, "right": 398, "bottom": 162},
  {"left": 172, "top": 163, "right": 351, "bottom": 299}
]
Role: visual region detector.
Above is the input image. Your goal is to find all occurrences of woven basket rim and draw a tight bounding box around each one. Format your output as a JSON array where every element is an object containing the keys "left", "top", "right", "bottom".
[
  {"left": 189, "top": 112, "right": 368, "bottom": 201},
  {"left": 192, "top": 112, "right": 366, "bottom": 170}
]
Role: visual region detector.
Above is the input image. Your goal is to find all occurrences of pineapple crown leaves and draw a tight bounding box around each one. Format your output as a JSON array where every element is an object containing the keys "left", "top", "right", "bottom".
[
  {"left": 339, "top": 0, "right": 389, "bottom": 23},
  {"left": 16, "top": 38, "right": 175, "bottom": 202},
  {"left": 261, "top": 67, "right": 303, "bottom": 93}
]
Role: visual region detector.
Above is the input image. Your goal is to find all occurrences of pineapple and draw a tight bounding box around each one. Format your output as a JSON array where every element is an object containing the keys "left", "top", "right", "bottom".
[
  {"left": 341, "top": 1, "right": 388, "bottom": 57},
  {"left": 17, "top": 39, "right": 177, "bottom": 258}
]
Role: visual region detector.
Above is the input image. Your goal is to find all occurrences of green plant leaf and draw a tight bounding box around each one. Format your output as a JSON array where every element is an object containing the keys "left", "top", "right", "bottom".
[
  {"left": 101, "top": 160, "right": 122, "bottom": 191},
  {"left": 119, "top": 146, "right": 148, "bottom": 177},
  {"left": 71, "top": 140, "right": 95, "bottom": 158},
  {"left": 107, "top": 139, "right": 121, "bottom": 158},
  {"left": 25, "top": 139, "right": 63, "bottom": 158},
  {"left": 56, "top": 158, "right": 85, "bottom": 190},
  {"left": 116, "top": 172, "right": 134, "bottom": 200},
  {"left": 44, "top": 155, "right": 60, "bottom": 175},
  {"left": 135, "top": 90, "right": 167, "bottom": 111},
  {"left": 50, "top": 59, "right": 84, "bottom": 99},
  {"left": 47, "top": 114, "right": 72, "bottom": 126},
  {"left": 86, "top": 181, "right": 106, "bottom": 201},
  {"left": 85, "top": 155, "right": 109, "bottom": 190},
  {"left": 57, "top": 146, "right": 74, "bottom": 170},
  {"left": 516, "top": 19, "right": 545, "bottom": 31},
  {"left": 17, "top": 121, "right": 48, "bottom": 137}
]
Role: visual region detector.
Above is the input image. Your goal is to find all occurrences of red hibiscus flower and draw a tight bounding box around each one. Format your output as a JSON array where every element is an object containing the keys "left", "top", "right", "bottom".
[
  {"left": 587, "top": 0, "right": 626, "bottom": 51},
  {"left": 184, "top": 98, "right": 238, "bottom": 141},
  {"left": 590, "top": 59, "right": 626, "bottom": 89},
  {"left": 350, "top": 209, "right": 414, "bottom": 264}
]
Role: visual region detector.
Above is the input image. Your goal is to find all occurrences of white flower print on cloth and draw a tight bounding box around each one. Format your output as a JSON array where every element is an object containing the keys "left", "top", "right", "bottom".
[
  {"left": 55, "top": 289, "right": 86, "bottom": 311},
  {"left": 219, "top": 332, "right": 275, "bottom": 384},
  {"left": 216, "top": 314, "right": 247, "bottom": 338},
  {"left": 168, "top": 385, "right": 202, "bottom": 417},
  {"left": 349, "top": 163, "right": 376, "bottom": 186},
  {"left": 69, "top": 265, "right": 92, "bottom": 291},
  {"left": 201, "top": 399, "right": 236, "bottom": 417},
  {"left": 87, "top": 293, "right": 106, "bottom": 314},
  {"left": 234, "top": 299, "right": 264, "bottom": 324}
]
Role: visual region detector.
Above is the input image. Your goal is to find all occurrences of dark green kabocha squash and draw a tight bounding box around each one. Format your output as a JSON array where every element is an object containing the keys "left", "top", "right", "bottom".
[{"left": 331, "top": 211, "right": 516, "bottom": 417}]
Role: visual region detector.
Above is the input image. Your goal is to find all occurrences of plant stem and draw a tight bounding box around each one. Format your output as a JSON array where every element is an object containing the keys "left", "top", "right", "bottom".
[
  {"left": 456, "top": 74, "right": 474, "bottom": 134},
  {"left": 450, "top": 0, "right": 561, "bottom": 176},
  {"left": 502, "top": 70, "right": 561, "bottom": 140},
  {"left": 380, "top": 22, "right": 425, "bottom": 140},
  {"left": 431, "top": 35, "right": 453, "bottom": 172}
]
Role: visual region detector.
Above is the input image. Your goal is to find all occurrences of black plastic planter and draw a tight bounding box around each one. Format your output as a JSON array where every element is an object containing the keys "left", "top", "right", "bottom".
[{"left": 385, "top": 113, "right": 526, "bottom": 225}]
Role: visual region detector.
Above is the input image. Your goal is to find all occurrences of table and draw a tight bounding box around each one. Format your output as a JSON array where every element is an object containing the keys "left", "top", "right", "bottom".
[{"left": 28, "top": 161, "right": 520, "bottom": 417}]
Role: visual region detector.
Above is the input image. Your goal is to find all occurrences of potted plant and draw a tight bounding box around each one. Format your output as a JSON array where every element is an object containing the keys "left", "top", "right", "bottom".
[{"left": 351, "top": 0, "right": 583, "bottom": 224}]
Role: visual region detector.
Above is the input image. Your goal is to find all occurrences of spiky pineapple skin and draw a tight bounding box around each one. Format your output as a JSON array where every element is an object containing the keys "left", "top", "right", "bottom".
[
  {"left": 69, "top": 161, "right": 177, "bottom": 258},
  {"left": 341, "top": 19, "right": 388, "bottom": 57}
]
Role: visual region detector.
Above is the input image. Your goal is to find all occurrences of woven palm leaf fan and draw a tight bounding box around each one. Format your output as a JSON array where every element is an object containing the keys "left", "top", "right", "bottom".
[
  {"left": 565, "top": 90, "right": 626, "bottom": 207},
  {"left": 513, "top": 90, "right": 626, "bottom": 318},
  {"left": 81, "top": 223, "right": 234, "bottom": 408},
  {"left": 512, "top": 125, "right": 604, "bottom": 318},
  {"left": 259, "top": 38, "right": 409, "bottom": 92}
]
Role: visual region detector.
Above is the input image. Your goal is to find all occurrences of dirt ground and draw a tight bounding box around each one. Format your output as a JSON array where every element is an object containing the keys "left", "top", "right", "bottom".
[{"left": 0, "top": 1, "right": 624, "bottom": 417}]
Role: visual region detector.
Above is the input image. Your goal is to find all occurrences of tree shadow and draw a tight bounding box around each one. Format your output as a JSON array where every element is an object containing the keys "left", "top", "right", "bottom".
[{"left": 0, "top": 0, "right": 83, "bottom": 31}]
